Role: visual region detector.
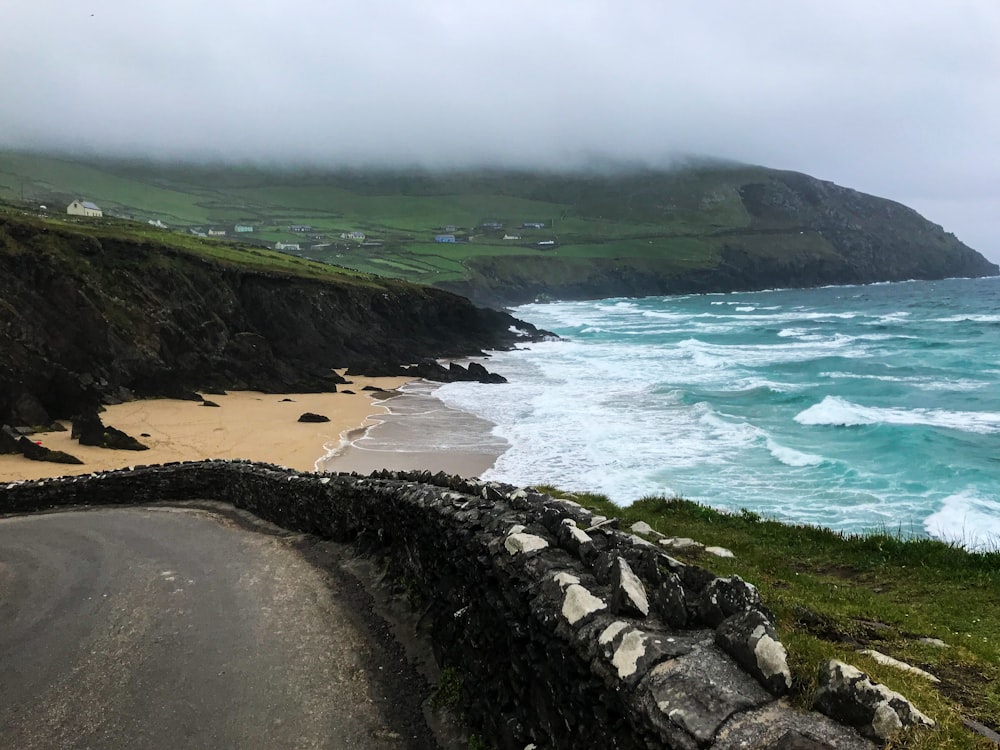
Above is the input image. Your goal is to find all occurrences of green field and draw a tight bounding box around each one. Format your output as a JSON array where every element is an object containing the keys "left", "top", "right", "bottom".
[{"left": 2, "top": 150, "right": 988, "bottom": 306}]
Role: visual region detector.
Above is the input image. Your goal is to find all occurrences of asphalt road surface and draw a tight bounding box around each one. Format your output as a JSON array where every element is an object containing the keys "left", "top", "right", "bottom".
[{"left": 0, "top": 504, "right": 438, "bottom": 750}]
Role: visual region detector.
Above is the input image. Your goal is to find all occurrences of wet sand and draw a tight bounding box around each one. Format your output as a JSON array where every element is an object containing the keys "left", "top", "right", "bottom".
[
  {"left": 0, "top": 375, "right": 410, "bottom": 482},
  {"left": 321, "top": 381, "right": 508, "bottom": 478}
]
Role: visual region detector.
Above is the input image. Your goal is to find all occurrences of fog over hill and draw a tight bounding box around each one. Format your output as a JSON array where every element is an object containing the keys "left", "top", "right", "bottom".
[{"left": 1, "top": 1, "right": 998, "bottom": 259}]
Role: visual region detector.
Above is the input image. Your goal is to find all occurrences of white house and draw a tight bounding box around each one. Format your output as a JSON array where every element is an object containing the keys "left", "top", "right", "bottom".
[
  {"left": 274, "top": 242, "right": 301, "bottom": 251},
  {"left": 340, "top": 231, "right": 365, "bottom": 241},
  {"left": 67, "top": 200, "right": 102, "bottom": 217}
]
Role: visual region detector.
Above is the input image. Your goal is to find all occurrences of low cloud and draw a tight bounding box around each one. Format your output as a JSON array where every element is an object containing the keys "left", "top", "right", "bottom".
[{"left": 2, "top": 0, "right": 998, "bottom": 257}]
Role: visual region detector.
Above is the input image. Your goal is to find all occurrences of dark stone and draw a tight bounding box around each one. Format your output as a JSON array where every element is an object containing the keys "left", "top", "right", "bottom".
[
  {"left": 73, "top": 410, "right": 105, "bottom": 444},
  {"left": 340, "top": 389, "right": 355, "bottom": 395},
  {"left": 813, "top": 660, "right": 934, "bottom": 742},
  {"left": 17, "top": 436, "right": 83, "bottom": 464},
  {"left": 72, "top": 410, "right": 148, "bottom": 450},
  {"left": 715, "top": 609, "right": 791, "bottom": 695},
  {"left": 298, "top": 412, "right": 330, "bottom": 423},
  {"left": 361, "top": 385, "right": 386, "bottom": 392},
  {"left": 280, "top": 398, "right": 296, "bottom": 402},
  {"left": 47, "top": 422, "right": 68, "bottom": 432},
  {"left": 1, "top": 425, "right": 21, "bottom": 454},
  {"left": 12, "top": 393, "right": 50, "bottom": 427},
  {"left": 650, "top": 572, "right": 688, "bottom": 629},
  {"left": 693, "top": 575, "right": 763, "bottom": 627},
  {"left": 201, "top": 400, "right": 221, "bottom": 407}
]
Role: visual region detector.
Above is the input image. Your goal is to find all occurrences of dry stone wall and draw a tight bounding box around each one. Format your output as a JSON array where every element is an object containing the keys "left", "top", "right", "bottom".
[{"left": 1, "top": 461, "right": 877, "bottom": 749}]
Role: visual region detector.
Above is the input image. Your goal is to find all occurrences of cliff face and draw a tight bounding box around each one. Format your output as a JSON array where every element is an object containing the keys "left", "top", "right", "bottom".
[
  {"left": 0, "top": 215, "right": 539, "bottom": 426},
  {"left": 438, "top": 169, "right": 998, "bottom": 307}
]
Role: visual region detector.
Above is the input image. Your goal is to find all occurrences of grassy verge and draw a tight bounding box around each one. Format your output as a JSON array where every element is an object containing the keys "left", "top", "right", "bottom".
[{"left": 535, "top": 487, "right": 1000, "bottom": 749}]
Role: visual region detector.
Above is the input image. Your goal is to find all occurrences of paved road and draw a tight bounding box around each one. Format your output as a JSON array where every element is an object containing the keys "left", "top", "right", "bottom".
[{"left": 0, "top": 504, "right": 437, "bottom": 750}]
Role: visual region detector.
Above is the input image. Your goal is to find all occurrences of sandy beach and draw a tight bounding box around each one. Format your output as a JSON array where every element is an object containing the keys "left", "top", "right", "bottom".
[{"left": 0, "top": 375, "right": 411, "bottom": 483}]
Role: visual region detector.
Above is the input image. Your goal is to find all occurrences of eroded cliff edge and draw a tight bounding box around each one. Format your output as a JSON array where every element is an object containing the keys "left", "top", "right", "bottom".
[{"left": 0, "top": 214, "right": 541, "bottom": 426}]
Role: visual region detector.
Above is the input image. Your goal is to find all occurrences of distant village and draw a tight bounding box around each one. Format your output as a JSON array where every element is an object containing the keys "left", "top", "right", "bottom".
[{"left": 62, "top": 199, "right": 559, "bottom": 252}]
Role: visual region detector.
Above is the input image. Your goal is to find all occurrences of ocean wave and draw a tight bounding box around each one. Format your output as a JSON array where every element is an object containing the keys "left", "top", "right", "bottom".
[
  {"left": 931, "top": 314, "right": 1000, "bottom": 323},
  {"left": 795, "top": 396, "right": 1000, "bottom": 434},
  {"left": 765, "top": 438, "right": 825, "bottom": 467},
  {"left": 924, "top": 490, "right": 1000, "bottom": 551}
]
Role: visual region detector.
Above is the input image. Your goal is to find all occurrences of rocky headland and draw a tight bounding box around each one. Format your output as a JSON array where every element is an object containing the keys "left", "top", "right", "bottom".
[{"left": 0, "top": 213, "right": 541, "bottom": 429}]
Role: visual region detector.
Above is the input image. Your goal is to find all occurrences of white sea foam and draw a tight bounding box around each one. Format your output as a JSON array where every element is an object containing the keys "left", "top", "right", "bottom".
[
  {"left": 765, "top": 438, "right": 825, "bottom": 467},
  {"left": 924, "top": 491, "right": 1000, "bottom": 551},
  {"left": 734, "top": 306, "right": 756, "bottom": 312},
  {"left": 795, "top": 396, "right": 1000, "bottom": 434}
]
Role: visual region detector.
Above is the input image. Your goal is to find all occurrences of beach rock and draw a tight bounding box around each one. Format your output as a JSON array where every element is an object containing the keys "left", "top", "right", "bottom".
[
  {"left": 814, "top": 660, "right": 935, "bottom": 742},
  {"left": 716, "top": 609, "right": 792, "bottom": 695},
  {"left": 467, "top": 361, "right": 507, "bottom": 383},
  {"left": 201, "top": 400, "right": 221, "bottom": 407},
  {"left": 17, "top": 436, "right": 83, "bottom": 464},
  {"left": 72, "top": 410, "right": 148, "bottom": 450},
  {"left": 280, "top": 398, "right": 296, "bottom": 402},
  {"left": 72, "top": 410, "right": 106, "bottom": 443},
  {"left": 340, "top": 389, "right": 356, "bottom": 394},
  {"left": 298, "top": 412, "right": 330, "bottom": 423},
  {"left": 361, "top": 385, "right": 386, "bottom": 392},
  {"left": 47, "top": 421, "right": 68, "bottom": 432},
  {"left": 1, "top": 425, "right": 22, "bottom": 454}
]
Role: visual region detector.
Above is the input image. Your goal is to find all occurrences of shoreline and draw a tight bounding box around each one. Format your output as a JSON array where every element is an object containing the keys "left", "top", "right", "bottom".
[
  {"left": 320, "top": 380, "right": 508, "bottom": 478},
  {"left": 0, "top": 374, "right": 411, "bottom": 483}
]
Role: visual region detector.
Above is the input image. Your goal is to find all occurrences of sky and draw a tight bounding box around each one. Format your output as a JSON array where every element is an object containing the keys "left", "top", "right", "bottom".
[{"left": 2, "top": 0, "right": 998, "bottom": 259}]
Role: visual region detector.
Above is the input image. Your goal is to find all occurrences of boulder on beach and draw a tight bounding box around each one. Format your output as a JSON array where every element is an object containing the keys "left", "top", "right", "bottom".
[
  {"left": 298, "top": 412, "right": 330, "bottom": 423},
  {"left": 17, "top": 436, "right": 84, "bottom": 464},
  {"left": 72, "top": 409, "right": 149, "bottom": 451}
]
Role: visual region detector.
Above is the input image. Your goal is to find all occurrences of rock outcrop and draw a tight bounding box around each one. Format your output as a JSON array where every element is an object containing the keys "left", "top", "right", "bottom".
[{"left": 0, "top": 215, "right": 543, "bottom": 427}]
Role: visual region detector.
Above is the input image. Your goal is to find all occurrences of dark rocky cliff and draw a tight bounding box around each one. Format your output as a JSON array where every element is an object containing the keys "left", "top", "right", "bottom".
[
  {"left": 0, "top": 215, "right": 540, "bottom": 426},
  {"left": 438, "top": 169, "right": 998, "bottom": 307}
]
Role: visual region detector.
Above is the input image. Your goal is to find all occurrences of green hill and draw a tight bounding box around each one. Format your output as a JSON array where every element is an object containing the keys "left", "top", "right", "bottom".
[{"left": 2, "top": 151, "right": 994, "bottom": 307}]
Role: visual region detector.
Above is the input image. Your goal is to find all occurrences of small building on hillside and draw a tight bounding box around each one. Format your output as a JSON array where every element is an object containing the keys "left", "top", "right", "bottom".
[
  {"left": 481, "top": 221, "right": 504, "bottom": 230},
  {"left": 434, "top": 234, "right": 456, "bottom": 243},
  {"left": 234, "top": 224, "right": 254, "bottom": 233},
  {"left": 207, "top": 228, "right": 227, "bottom": 236},
  {"left": 340, "top": 231, "right": 366, "bottom": 241},
  {"left": 289, "top": 224, "right": 313, "bottom": 233},
  {"left": 503, "top": 233, "right": 522, "bottom": 241},
  {"left": 274, "top": 242, "right": 301, "bottom": 251},
  {"left": 67, "top": 200, "right": 102, "bottom": 217},
  {"left": 522, "top": 221, "right": 546, "bottom": 229}
]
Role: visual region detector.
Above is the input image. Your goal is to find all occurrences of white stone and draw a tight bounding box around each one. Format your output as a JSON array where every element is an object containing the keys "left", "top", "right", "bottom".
[
  {"left": 754, "top": 632, "right": 792, "bottom": 688},
  {"left": 560, "top": 519, "right": 593, "bottom": 546},
  {"left": 659, "top": 537, "right": 703, "bottom": 552},
  {"left": 858, "top": 649, "right": 940, "bottom": 683},
  {"left": 508, "top": 524, "right": 526, "bottom": 535},
  {"left": 630, "top": 521, "right": 654, "bottom": 535},
  {"left": 504, "top": 533, "right": 549, "bottom": 556},
  {"left": 599, "top": 621, "right": 630, "bottom": 645},
  {"left": 552, "top": 572, "right": 580, "bottom": 590},
  {"left": 705, "top": 546, "right": 735, "bottom": 558},
  {"left": 616, "top": 557, "right": 650, "bottom": 616},
  {"left": 918, "top": 637, "right": 949, "bottom": 649},
  {"left": 612, "top": 630, "right": 646, "bottom": 679},
  {"left": 872, "top": 702, "right": 904, "bottom": 739},
  {"left": 562, "top": 584, "right": 606, "bottom": 625}
]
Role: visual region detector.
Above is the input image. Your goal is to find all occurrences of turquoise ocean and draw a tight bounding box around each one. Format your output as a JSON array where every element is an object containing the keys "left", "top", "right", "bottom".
[
  {"left": 332, "top": 278, "right": 1000, "bottom": 548},
  {"left": 349, "top": 277, "right": 1000, "bottom": 549}
]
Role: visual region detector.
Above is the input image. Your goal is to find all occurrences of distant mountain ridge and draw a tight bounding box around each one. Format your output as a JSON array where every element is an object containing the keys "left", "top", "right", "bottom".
[{"left": 0, "top": 152, "right": 994, "bottom": 307}]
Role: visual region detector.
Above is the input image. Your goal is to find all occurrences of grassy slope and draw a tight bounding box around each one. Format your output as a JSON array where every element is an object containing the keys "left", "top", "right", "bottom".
[
  {"left": 541, "top": 488, "right": 999, "bottom": 749},
  {"left": 0, "top": 152, "right": 784, "bottom": 289}
]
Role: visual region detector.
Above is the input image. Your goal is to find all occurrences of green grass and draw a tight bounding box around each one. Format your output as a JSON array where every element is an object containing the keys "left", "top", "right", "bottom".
[{"left": 535, "top": 487, "right": 1000, "bottom": 749}]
